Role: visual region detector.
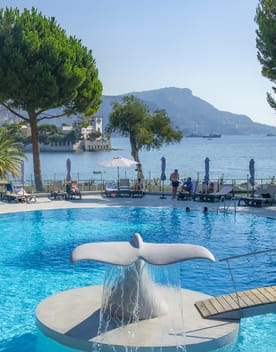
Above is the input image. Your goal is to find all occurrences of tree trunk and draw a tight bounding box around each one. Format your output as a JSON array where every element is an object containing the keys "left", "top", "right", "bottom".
[
  {"left": 29, "top": 112, "right": 44, "bottom": 192},
  {"left": 129, "top": 135, "right": 144, "bottom": 179}
]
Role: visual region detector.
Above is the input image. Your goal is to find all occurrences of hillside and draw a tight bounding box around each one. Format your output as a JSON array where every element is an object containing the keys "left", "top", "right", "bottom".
[
  {"left": 1, "top": 87, "right": 276, "bottom": 135},
  {"left": 97, "top": 87, "right": 276, "bottom": 135}
]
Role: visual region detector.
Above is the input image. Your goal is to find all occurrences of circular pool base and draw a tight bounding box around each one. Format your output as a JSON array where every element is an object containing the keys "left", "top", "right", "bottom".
[{"left": 36, "top": 285, "right": 239, "bottom": 352}]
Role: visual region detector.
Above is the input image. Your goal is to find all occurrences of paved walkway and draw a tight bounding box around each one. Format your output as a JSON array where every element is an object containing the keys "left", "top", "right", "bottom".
[{"left": 1, "top": 193, "right": 276, "bottom": 218}]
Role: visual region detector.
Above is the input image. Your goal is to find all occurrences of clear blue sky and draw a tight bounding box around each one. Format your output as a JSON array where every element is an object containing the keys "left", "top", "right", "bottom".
[{"left": 3, "top": 0, "right": 276, "bottom": 126}]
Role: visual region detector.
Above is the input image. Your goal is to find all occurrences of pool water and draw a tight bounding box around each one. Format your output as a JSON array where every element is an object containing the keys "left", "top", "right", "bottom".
[{"left": 0, "top": 207, "right": 275, "bottom": 352}]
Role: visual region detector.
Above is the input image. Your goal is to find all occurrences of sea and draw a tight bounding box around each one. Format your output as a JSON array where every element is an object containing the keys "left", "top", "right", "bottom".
[{"left": 22, "top": 135, "right": 276, "bottom": 184}]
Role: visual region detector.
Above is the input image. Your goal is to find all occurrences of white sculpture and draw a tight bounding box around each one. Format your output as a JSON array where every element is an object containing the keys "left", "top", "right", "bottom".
[{"left": 71, "top": 233, "right": 215, "bottom": 321}]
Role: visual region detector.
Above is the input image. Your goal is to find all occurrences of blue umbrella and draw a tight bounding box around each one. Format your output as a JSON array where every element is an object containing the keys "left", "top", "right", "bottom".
[
  {"left": 249, "top": 158, "right": 255, "bottom": 186},
  {"left": 160, "top": 157, "right": 166, "bottom": 199},
  {"left": 66, "top": 158, "right": 72, "bottom": 182},
  {"left": 204, "top": 157, "right": 210, "bottom": 183},
  {"left": 161, "top": 157, "right": 166, "bottom": 181}
]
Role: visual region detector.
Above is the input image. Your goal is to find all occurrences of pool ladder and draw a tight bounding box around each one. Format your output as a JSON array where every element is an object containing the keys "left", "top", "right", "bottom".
[{"left": 217, "top": 196, "right": 237, "bottom": 214}]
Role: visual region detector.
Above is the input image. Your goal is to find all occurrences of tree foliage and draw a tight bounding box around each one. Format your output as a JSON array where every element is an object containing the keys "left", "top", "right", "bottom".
[
  {"left": 0, "top": 129, "right": 25, "bottom": 180},
  {"left": 255, "top": 0, "right": 276, "bottom": 110},
  {"left": 1, "top": 122, "right": 81, "bottom": 146},
  {"left": 107, "top": 95, "right": 183, "bottom": 177},
  {"left": 0, "top": 7, "right": 102, "bottom": 190}
]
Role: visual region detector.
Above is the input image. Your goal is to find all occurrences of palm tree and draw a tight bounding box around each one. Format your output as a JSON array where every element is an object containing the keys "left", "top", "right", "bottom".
[{"left": 0, "top": 129, "right": 25, "bottom": 180}]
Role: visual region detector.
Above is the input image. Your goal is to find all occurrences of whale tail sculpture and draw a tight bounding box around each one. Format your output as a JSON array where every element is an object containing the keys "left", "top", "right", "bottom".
[
  {"left": 71, "top": 232, "right": 215, "bottom": 265},
  {"left": 72, "top": 233, "right": 215, "bottom": 321}
]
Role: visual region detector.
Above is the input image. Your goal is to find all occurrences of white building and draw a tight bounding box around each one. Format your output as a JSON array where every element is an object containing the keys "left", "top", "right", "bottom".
[
  {"left": 81, "top": 116, "right": 111, "bottom": 151},
  {"left": 23, "top": 116, "right": 111, "bottom": 152}
]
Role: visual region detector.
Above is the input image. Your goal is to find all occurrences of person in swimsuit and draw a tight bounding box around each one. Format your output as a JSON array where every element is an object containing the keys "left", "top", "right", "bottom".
[{"left": 169, "top": 169, "right": 179, "bottom": 199}]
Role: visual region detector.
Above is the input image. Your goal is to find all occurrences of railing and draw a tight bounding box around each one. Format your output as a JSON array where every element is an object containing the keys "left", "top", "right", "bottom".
[
  {"left": 219, "top": 248, "right": 276, "bottom": 263},
  {"left": 219, "top": 249, "right": 276, "bottom": 317},
  {"left": 2, "top": 177, "right": 276, "bottom": 194},
  {"left": 217, "top": 196, "right": 237, "bottom": 214}
]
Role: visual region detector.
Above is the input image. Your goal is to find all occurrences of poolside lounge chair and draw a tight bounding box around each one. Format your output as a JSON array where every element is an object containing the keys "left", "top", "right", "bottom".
[
  {"left": 177, "top": 180, "right": 198, "bottom": 200},
  {"left": 118, "top": 179, "right": 132, "bottom": 198},
  {"left": 237, "top": 185, "right": 275, "bottom": 207},
  {"left": 49, "top": 181, "right": 67, "bottom": 200},
  {"left": 202, "top": 186, "right": 234, "bottom": 202},
  {"left": 193, "top": 182, "right": 233, "bottom": 202},
  {"left": 131, "top": 178, "right": 145, "bottom": 198},
  {"left": 104, "top": 182, "right": 118, "bottom": 197},
  {"left": 193, "top": 181, "right": 218, "bottom": 201},
  {"left": 4, "top": 184, "right": 36, "bottom": 203}
]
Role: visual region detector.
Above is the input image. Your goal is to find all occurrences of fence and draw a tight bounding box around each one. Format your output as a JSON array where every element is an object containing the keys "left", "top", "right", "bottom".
[{"left": 5, "top": 176, "right": 276, "bottom": 195}]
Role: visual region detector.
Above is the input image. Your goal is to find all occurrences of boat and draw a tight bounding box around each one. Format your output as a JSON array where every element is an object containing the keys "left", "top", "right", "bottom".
[
  {"left": 93, "top": 170, "right": 105, "bottom": 174},
  {"left": 186, "top": 133, "right": 203, "bottom": 138},
  {"left": 202, "top": 133, "right": 221, "bottom": 138}
]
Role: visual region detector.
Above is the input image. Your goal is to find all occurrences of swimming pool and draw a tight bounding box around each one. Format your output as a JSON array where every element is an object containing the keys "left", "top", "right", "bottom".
[{"left": 0, "top": 207, "right": 275, "bottom": 351}]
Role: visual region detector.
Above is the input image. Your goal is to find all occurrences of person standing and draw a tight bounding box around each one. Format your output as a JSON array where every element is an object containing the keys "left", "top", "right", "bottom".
[{"left": 170, "top": 169, "right": 179, "bottom": 199}]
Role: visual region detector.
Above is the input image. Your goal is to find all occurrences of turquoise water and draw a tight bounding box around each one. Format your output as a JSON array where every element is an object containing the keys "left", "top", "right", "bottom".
[{"left": 0, "top": 207, "right": 275, "bottom": 351}]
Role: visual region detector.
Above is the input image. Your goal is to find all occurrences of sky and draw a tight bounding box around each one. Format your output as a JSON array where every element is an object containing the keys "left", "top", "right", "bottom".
[{"left": 3, "top": 0, "right": 276, "bottom": 127}]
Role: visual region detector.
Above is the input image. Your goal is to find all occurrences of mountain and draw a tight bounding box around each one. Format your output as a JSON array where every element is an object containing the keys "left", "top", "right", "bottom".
[
  {"left": 1, "top": 87, "right": 275, "bottom": 135},
  {"left": 97, "top": 87, "right": 276, "bottom": 135}
]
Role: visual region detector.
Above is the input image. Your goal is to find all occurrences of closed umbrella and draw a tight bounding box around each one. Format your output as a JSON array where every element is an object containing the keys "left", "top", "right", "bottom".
[
  {"left": 160, "top": 157, "right": 166, "bottom": 199},
  {"left": 249, "top": 159, "right": 255, "bottom": 186},
  {"left": 160, "top": 157, "right": 166, "bottom": 181},
  {"left": 249, "top": 158, "right": 255, "bottom": 196},
  {"left": 204, "top": 157, "right": 210, "bottom": 183},
  {"left": 66, "top": 158, "right": 72, "bottom": 182},
  {"left": 99, "top": 157, "right": 138, "bottom": 182}
]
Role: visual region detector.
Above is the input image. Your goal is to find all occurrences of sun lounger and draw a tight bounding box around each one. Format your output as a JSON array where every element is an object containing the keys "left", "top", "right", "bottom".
[
  {"left": 4, "top": 184, "right": 36, "bottom": 203},
  {"left": 204, "top": 186, "right": 233, "bottom": 202},
  {"left": 237, "top": 185, "right": 275, "bottom": 207},
  {"left": 194, "top": 185, "right": 232, "bottom": 202},
  {"left": 50, "top": 190, "right": 67, "bottom": 200},
  {"left": 237, "top": 196, "right": 272, "bottom": 207},
  {"left": 49, "top": 181, "right": 67, "bottom": 200},
  {"left": 131, "top": 190, "right": 144, "bottom": 198},
  {"left": 104, "top": 182, "right": 118, "bottom": 197},
  {"left": 118, "top": 179, "right": 132, "bottom": 198}
]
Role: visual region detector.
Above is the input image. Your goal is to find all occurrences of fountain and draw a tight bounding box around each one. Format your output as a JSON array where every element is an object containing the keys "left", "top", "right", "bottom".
[{"left": 36, "top": 233, "right": 240, "bottom": 351}]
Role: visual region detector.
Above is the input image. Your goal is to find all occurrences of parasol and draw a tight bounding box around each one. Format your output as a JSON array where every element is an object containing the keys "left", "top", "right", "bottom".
[
  {"left": 160, "top": 156, "right": 166, "bottom": 199},
  {"left": 99, "top": 157, "right": 138, "bottom": 182},
  {"left": 204, "top": 157, "right": 210, "bottom": 183}
]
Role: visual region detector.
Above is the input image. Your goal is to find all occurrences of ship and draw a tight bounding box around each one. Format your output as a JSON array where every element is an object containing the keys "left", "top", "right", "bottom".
[{"left": 202, "top": 133, "right": 221, "bottom": 138}]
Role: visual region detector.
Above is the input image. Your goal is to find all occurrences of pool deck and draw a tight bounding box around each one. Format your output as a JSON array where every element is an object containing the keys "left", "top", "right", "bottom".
[{"left": 1, "top": 192, "right": 276, "bottom": 218}]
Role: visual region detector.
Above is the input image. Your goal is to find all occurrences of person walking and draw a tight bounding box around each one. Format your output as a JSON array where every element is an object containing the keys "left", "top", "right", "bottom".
[{"left": 169, "top": 169, "right": 179, "bottom": 199}]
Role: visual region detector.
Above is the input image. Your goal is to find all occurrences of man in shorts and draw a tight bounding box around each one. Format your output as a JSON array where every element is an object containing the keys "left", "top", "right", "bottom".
[{"left": 169, "top": 169, "right": 180, "bottom": 199}]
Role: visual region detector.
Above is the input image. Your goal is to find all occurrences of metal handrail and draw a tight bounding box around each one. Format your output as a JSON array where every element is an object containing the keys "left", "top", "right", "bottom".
[
  {"left": 219, "top": 248, "right": 276, "bottom": 262},
  {"left": 217, "top": 196, "right": 237, "bottom": 214},
  {"left": 219, "top": 248, "right": 276, "bottom": 318}
]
